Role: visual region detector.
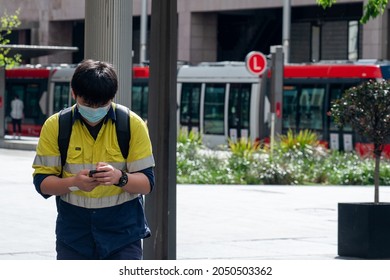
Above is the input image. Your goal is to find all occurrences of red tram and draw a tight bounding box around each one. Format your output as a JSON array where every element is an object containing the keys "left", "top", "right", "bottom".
[
  {"left": 281, "top": 62, "right": 390, "bottom": 155},
  {"left": 4, "top": 60, "right": 390, "bottom": 154}
]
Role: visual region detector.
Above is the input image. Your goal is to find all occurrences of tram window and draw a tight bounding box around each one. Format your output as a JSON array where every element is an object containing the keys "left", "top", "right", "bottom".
[
  {"left": 283, "top": 85, "right": 325, "bottom": 130},
  {"left": 142, "top": 85, "right": 149, "bottom": 119},
  {"left": 131, "top": 80, "right": 149, "bottom": 120},
  {"left": 53, "top": 82, "right": 71, "bottom": 112},
  {"left": 180, "top": 83, "right": 201, "bottom": 129},
  {"left": 8, "top": 84, "right": 42, "bottom": 120},
  {"left": 283, "top": 85, "right": 298, "bottom": 129},
  {"left": 299, "top": 87, "right": 324, "bottom": 130},
  {"left": 204, "top": 83, "right": 225, "bottom": 135},
  {"left": 25, "top": 84, "right": 42, "bottom": 119},
  {"left": 132, "top": 85, "right": 142, "bottom": 115},
  {"left": 228, "top": 83, "right": 251, "bottom": 133}
]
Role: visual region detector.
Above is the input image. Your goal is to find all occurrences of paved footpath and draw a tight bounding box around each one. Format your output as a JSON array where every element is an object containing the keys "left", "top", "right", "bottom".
[{"left": 2, "top": 147, "right": 390, "bottom": 260}]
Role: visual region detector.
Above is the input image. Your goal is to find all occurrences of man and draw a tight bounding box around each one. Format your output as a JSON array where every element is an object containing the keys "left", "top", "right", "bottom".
[
  {"left": 10, "top": 94, "right": 24, "bottom": 139},
  {"left": 32, "top": 59, "right": 155, "bottom": 260}
]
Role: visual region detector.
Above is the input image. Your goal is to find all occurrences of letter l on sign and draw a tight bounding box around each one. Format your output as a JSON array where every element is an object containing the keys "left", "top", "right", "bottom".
[{"left": 245, "top": 51, "right": 267, "bottom": 76}]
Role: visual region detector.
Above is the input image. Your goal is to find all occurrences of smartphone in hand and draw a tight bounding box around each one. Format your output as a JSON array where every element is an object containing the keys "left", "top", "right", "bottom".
[{"left": 89, "top": 170, "right": 105, "bottom": 177}]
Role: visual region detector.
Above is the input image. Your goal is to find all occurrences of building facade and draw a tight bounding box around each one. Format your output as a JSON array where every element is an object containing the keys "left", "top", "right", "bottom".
[{"left": 0, "top": 0, "right": 388, "bottom": 65}]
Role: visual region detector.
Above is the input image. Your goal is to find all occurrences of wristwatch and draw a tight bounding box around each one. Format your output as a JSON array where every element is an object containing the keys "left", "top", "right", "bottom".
[{"left": 114, "top": 169, "right": 128, "bottom": 187}]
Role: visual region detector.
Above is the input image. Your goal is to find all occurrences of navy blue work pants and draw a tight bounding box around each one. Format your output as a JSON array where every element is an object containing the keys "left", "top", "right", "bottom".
[{"left": 56, "top": 240, "right": 143, "bottom": 260}]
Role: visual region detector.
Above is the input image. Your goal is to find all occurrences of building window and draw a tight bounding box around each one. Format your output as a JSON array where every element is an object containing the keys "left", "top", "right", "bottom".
[
  {"left": 311, "top": 25, "right": 321, "bottom": 62},
  {"left": 348, "top": 21, "right": 359, "bottom": 61}
]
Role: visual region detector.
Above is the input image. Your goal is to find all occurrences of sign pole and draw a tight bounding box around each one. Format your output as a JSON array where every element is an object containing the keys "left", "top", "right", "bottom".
[
  {"left": 270, "top": 112, "right": 275, "bottom": 157},
  {"left": 270, "top": 46, "right": 284, "bottom": 137}
]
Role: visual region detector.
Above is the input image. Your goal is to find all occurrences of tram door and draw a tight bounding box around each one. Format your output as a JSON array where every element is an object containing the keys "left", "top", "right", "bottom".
[
  {"left": 203, "top": 83, "right": 226, "bottom": 147},
  {"left": 228, "top": 83, "right": 251, "bottom": 142},
  {"left": 132, "top": 79, "right": 149, "bottom": 120},
  {"left": 179, "top": 83, "right": 201, "bottom": 135},
  {"left": 328, "top": 83, "right": 355, "bottom": 152},
  {"left": 52, "top": 82, "right": 72, "bottom": 114},
  {"left": 48, "top": 68, "right": 75, "bottom": 116},
  {"left": 5, "top": 81, "right": 47, "bottom": 136},
  {"left": 282, "top": 83, "right": 325, "bottom": 134}
]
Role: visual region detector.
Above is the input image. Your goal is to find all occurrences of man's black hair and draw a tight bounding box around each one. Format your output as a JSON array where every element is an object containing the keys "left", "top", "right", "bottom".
[{"left": 71, "top": 59, "right": 118, "bottom": 106}]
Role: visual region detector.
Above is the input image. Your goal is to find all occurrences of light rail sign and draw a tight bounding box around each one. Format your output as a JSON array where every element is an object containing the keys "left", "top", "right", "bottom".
[{"left": 245, "top": 51, "right": 267, "bottom": 76}]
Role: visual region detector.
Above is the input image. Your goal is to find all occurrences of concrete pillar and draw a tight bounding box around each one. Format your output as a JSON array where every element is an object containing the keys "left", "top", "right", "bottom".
[
  {"left": 144, "top": 0, "right": 177, "bottom": 260},
  {"left": 35, "top": 0, "right": 50, "bottom": 64},
  {"left": 361, "top": 8, "right": 388, "bottom": 60},
  {"left": 84, "top": 0, "right": 133, "bottom": 108}
]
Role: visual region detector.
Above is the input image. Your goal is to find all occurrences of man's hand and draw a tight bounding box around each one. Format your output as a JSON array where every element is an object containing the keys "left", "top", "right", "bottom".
[
  {"left": 89, "top": 162, "right": 122, "bottom": 186},
  {"left": 73, "top": 169, "right": 100, "bottom": 192}
]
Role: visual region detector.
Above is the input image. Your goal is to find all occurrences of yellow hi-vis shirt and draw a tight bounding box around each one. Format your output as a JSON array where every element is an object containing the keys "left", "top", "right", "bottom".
[{"left": 32, "top": 103, "right": 155, "bottom": 209}]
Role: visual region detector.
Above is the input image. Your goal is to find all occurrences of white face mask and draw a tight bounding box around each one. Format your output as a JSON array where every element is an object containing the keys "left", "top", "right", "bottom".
[{"left": 77, "top": 103, "right": 111, "bottom": 123}]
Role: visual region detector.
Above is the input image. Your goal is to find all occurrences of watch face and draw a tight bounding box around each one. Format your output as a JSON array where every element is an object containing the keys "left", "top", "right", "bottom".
[
  {"left": 118, "top": 170, "right": 128, "bottom": 187},
  {"left": 115, "top": 170, "right": 128, "bottom": 187}
]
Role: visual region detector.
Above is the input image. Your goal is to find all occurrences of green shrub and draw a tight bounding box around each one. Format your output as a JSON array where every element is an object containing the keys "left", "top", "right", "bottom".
[
  {"left": 227, "top": 138, "right": 263, "bottom": 184},
  {"left": 228, "top": 137, "right": 260, "bottom": 158},
  {"left": 176, "top": 128, "right": 390, "bottom": 186},
  {"left": 279, "top": 129, "right": 319, "bottom": 152},
  {"left": 177, "top": 129, "right": 202, "bottom": 159}
]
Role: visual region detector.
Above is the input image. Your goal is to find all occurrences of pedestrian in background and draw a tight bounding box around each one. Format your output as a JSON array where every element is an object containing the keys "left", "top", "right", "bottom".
[
  {"left": 32, "top": 59, "right": 155, "bottom": 260},
  {"left": 10, "top": 94, "right": 24, "bottom": 139}
]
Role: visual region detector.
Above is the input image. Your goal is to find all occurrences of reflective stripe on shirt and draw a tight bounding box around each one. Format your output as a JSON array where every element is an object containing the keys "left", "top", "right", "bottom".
[
  {"left": 33, "top": 154, "right": 61, "bottom": 168},
  {"left": 60, "top": 191, "right": 139, "bottom": 209},
  {"left": 127, "top": 155, "right": 155, "bottom": 173}
]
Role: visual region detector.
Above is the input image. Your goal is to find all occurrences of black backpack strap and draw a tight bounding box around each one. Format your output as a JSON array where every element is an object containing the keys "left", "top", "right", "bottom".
[
  {"left": 115, "top": 104, "right": 131, "bottom": 159},
  {"left": 58, "top": 106, "right": 73, "bottom": 169}
]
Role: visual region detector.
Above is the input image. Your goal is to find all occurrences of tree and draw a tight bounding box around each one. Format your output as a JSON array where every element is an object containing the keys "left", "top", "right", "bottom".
[
  {"left": 331, "top": 80, "right": 390, "bottom": 204},
  {"left": 0, "top": 9, "right": 22, "bottom": 68},
  {"left": 317, "top": 0, "right": 388, "bottom": 23}
]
